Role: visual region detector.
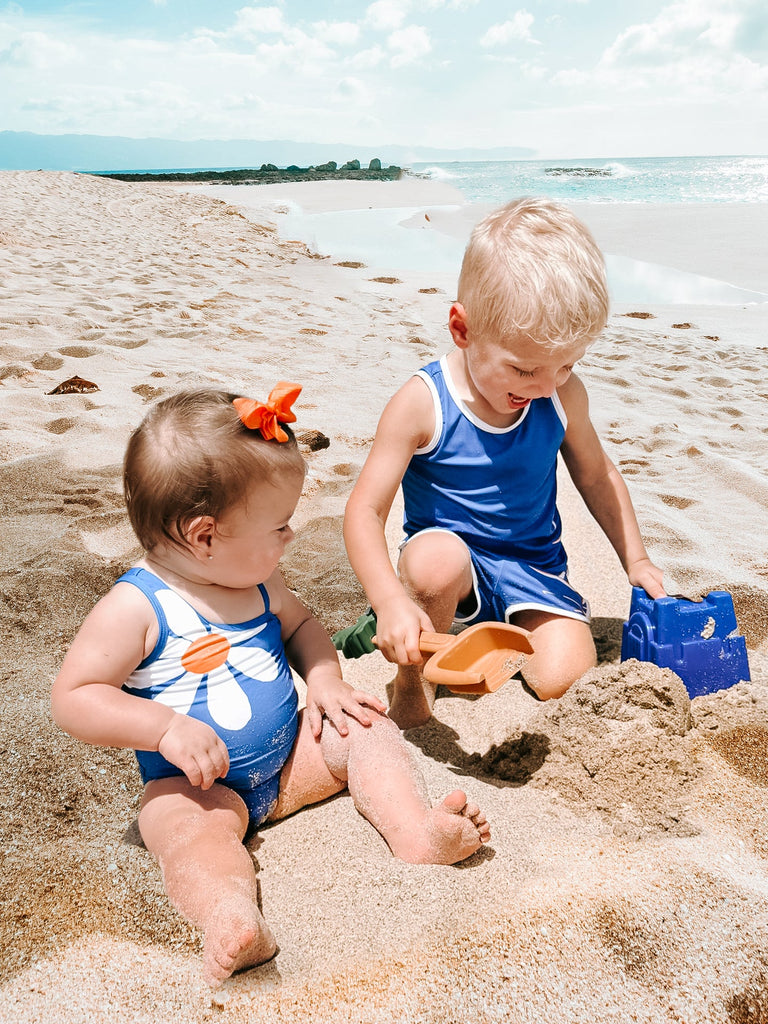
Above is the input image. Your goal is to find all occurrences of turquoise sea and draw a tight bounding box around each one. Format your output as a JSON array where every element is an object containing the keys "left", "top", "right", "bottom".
[{"left": 410, "top": 154, "right": 768, "bottom": 205}]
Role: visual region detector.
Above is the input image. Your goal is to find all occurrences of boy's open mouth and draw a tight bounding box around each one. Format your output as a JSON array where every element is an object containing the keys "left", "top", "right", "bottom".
[{"left": 508, "top": 394, "right": 530, "bottom": 408}]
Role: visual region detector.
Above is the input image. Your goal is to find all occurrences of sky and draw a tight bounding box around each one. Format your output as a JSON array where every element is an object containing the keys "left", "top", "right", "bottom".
[{"left": 1, "top": 0, "right": 767, "bottom": 158}]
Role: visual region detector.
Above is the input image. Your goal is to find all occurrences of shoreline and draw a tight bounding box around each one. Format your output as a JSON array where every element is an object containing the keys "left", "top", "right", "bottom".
[
  {"left": 190, "top": 178, "right": 768, "bottom": 347},
  {"left": 1, "top": 171, "right": 768, "bottom": 1023}
]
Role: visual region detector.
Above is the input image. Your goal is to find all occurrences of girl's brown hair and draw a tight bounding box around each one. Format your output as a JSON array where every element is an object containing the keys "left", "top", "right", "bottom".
[{"left": 123, "top": 389, "right": 306, "bottom": 551}]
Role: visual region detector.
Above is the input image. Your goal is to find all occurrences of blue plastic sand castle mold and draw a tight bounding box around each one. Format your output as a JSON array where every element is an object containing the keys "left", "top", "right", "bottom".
[{"left": 621, "top": 587, "right": 750, "bottom": 698}]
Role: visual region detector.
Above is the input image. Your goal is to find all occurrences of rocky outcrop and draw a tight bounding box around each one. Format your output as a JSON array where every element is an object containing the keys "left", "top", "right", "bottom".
[{"left": 95, "top": 159, "right": 402, "bottom": 184}]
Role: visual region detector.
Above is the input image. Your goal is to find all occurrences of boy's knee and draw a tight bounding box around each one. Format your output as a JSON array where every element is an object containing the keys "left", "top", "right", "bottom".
[
  {"left": 399, "top": 533, "right": 472, "bottom": 601},
  {"left": 525, "top": 672, "right": 577, "bottom": 701},
  {"left": 523, "top": 649, "right": 596, "bottom": 701}
]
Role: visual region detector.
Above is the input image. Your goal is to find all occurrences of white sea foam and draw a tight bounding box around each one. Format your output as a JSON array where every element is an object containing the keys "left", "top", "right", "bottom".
[
  {"left": 602, "top": 162, "right": 634, "bottom": 178},
  {"left": 420, "top": 165, "right": 459, "bottom": 181}
]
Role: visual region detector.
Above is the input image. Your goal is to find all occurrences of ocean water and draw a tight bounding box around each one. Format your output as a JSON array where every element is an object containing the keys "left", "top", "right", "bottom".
[{"left": 412, "top": 154, "right": 768, "bottom": 205}]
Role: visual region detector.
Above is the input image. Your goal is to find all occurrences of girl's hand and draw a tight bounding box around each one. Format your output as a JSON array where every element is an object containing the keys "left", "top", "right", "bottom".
[
  {"left": 157, "top": 715, "right": 230, "bottom": 790},
  {"left": 305, "top": 673, "right": 387, "bottom": 738},
  {"left": 373, "top": 596, "right": 433, "bottom": 667},
  {"left": 627, "top": 558, "right": 666, "bottom": 600}
]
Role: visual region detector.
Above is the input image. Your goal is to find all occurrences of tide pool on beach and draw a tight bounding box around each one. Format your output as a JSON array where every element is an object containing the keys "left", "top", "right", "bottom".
[{"left": 272, "top": 200, "right": 768, "bottom": 307}]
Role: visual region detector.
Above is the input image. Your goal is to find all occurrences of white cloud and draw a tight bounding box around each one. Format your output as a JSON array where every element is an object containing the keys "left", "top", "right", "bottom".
[
  {"left": 480, "top": 11, "right": 536, "bottom": 47},
  {"left": 422, "top": 0, "right": 479, "bottom": 7},
  {"left": 387, "top": 24, "right": 431, "bottom": 66},
  {"left": 367, "top": 1, "right": 410, "bottom": 32},
  {"left": 232, "top": 6, "right": 287, "bottom": 37},
  {"left": 312, "top": 21, "right": 360, "bottom": 46},
  {"left": 334, "top": 76, "right": 372, "bottom": 104},
  {"left": 602, "top": 0, "right": 748, "bottom": 66},
  {"left": 548, "top": 0, "right": 768, "bottom": 104},
  {"left": 3, "top": 30, "right": 77, "bottom": 69},
  {"left": 349, "top": 44, "right": 388, "bottom": 69}
]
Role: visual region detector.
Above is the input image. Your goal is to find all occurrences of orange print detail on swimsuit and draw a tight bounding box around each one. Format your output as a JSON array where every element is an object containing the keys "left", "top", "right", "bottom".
[{"left": 181, "top": 634, "right": 231, "bottom": 674}]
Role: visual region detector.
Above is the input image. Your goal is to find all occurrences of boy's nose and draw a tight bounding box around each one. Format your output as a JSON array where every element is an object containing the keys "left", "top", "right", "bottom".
[
  {"left": 532, "top": 375, "right": 558, "bottom": 398},
  {"left": 534, "top": 367, "right": 570, "bottom": 398}
]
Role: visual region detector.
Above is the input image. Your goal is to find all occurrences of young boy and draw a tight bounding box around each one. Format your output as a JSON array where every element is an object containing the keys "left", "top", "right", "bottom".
[{"left": 343, "top": 198, "right": 666, "bottom": 729}]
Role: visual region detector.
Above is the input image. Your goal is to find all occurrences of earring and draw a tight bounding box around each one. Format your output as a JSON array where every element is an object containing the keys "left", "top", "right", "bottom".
[{"left": 207, "top": 554, "right": 213, "bottom": 560}]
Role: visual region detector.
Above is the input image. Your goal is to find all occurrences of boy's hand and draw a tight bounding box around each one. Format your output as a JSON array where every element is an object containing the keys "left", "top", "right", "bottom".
[
  {"left": 373, "top": 596, "right": 434, "bottom": 667},
  {"left": 157, "top": 715, "right": 230, "bottom": 791},
  {"left": 627, "top": 557, "right": 666, "bottom": 600},
  {"left": 305, "top": 673, "right": 387, "bottom": 738}
]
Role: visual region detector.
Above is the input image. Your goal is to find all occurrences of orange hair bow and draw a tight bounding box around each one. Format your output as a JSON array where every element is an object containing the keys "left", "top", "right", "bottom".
[{"left": 233, "top": 382, "right": 302, "bottom": 442}]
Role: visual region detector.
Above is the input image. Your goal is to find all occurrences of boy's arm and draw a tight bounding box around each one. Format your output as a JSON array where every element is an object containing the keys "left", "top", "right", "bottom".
[
  {"left": 51, "top": 583, "right": 229, "bottom": 789},
  {"left": 269, "top": 571, "right": 386, "bottom": 737},
  {"left": 342, "top": 377, "right": 436, "bottom": 665},
  {"left": 558, "top": 374, "right": 666, "bottom": 599}
]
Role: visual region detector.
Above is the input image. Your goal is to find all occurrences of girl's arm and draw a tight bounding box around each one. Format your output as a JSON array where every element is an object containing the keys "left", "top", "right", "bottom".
[
  {"left": 342, "top": 377, "right": 436, "bottom": 665},
  {"left": 268, "top": 571, "right": 387, "bottom": 737},
  {"left": 558, "top": 373, "right": 666, "bottom": 599},
  {"left": 51, "top": 583, "right": 229, "bottom": 789}
]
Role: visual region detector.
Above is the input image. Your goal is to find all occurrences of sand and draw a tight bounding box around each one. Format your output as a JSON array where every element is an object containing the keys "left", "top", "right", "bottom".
[{"left": 1, "top": 169, "right": 767, "bottom": 1024}]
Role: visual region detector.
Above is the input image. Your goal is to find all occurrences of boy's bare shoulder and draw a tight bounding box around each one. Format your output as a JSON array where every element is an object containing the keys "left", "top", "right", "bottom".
[
  {"left": 558, "top": 371, "right": 589, "bottom": 414},
  {"left": 377, "top": 372, "right": 436, "bottom": 448}
]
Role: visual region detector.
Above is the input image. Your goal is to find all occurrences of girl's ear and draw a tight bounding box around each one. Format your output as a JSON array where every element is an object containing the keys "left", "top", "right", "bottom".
[
  {"left": 448, "top": 302, "right": 470, "bottom": 349},
  {"left": 183, "top": 515, "right": 216, "bottom": 560}
]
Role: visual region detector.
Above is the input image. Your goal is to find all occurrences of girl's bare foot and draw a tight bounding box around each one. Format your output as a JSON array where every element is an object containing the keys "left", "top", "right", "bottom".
[
  {"left": 203, "top": 902, "right": 278, "bottom": 988},
  {"left": 392, "top": 789, "right": 490, "bottom": 865}
]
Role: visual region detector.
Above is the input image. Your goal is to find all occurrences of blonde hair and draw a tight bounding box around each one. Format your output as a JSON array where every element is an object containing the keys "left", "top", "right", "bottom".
[
  {"left": 457, "top": 197, "right": 609, "bottom": 348},
  {"left": 123, "top": 389, "right": 306, "bottom": 551}
]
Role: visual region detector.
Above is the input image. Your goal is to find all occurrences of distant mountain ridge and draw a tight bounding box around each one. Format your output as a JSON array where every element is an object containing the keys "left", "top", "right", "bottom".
[{"left": 0, "top": 131, "right": 534, "bottom": 172}]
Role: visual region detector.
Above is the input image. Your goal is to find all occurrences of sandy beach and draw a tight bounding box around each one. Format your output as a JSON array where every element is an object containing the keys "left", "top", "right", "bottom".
[{"left": 1, "top": 169, "right": 767, "bottom": 1024}]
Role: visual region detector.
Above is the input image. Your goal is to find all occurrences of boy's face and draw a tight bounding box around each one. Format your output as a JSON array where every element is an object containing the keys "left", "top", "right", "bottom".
[{"left": 449, "top": 303, "right": 588, "bottom": 418}]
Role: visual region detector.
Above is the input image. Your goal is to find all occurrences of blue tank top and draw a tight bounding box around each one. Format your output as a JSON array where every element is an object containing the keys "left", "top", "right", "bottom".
[
  {"left": 401, "top": 356, "right": 568, "bottom": 571},
  {"left": 119, "top": 567, "right": 299, "bottom": 790}
]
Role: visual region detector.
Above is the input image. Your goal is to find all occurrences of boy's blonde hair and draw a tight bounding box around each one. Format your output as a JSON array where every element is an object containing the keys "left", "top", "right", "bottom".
[
  {"left": 124, "top": 389, "right": 306, "bottom": 551},
  {"left": 457, "top": 197, "right": 609, "bottom": 348}
]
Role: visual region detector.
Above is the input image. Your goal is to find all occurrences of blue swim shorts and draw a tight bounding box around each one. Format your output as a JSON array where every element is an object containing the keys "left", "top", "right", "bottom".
[{"left": 400, "top": 528, "right": 590, "bottom": 626}]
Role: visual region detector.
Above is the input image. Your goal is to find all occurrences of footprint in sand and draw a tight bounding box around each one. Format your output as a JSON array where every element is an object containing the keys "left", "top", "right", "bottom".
[
  {"left": 58, "top": 345, "right": 101, "bottom": 358},
  {"left": 659, "top": 494, "right": 695, "bottom": 509},
  {"left": 32, "top": 353, "right": 64, "bottom": 370},
  {"left": 45, "top": 417, "right": 78, "bottom": 435},
  {"left": 76, "top": 511, "right": 138, "bottom": 560},
  {"left": 103, "top": 336, "right": 148, "bottom": 350},
  {"left": 0, "top": 363, "right": 33, "bottom": 380},
  {"left": 132, "top": 384, "right": 165, "bottom": 403}
]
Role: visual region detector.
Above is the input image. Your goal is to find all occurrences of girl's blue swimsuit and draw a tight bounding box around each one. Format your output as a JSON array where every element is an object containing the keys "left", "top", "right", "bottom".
[{"left": 119, "top": 567, "right": 299, "bottom": 826}]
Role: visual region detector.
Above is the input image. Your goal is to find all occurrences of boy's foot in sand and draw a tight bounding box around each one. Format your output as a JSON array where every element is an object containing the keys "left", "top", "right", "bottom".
[
  {"left": 395, "top": 790, "right": 490, "bottom": 865},
  {"left": 203, "top": 904, "right": 278, "bottom": 988},
  {"left": 388, "top": 673, "right": 436, "bottom": 730}
]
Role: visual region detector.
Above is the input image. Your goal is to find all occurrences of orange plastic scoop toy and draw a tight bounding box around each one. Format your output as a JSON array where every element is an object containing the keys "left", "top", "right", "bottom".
[{"left": 418, "top": 622, "right": 534, "bottom": 694}]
